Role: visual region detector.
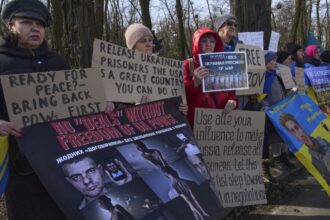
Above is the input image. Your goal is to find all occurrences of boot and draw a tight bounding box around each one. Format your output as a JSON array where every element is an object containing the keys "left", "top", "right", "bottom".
[
  {"left": 262, "top": 159, "right": 277, "bottom": 184},
  {"left": 279, "top": 153, "right": 296, "bottom": 169}
]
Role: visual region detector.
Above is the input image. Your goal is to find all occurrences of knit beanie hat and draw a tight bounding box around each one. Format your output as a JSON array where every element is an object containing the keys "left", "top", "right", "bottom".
[
  {"left": 215, "top": 14, "right": 237, "bottom": 32},
  {"left": 286, "top": 43, "right": 301, "bottom": 56},
  {"left": 125, "top": 23, "right": 153, "bottom": 50},
  {"left": 276, "top": 51, "right": 290, "bottom": 64},
  {"left": 321, "top": 50, "right": 330, "bottom": 63},
  {"left": 305, "top": 44, "right": 319, "bottom": 58},
  {"left": 264, "top": 51, "right": 277, "bottom": 65}
]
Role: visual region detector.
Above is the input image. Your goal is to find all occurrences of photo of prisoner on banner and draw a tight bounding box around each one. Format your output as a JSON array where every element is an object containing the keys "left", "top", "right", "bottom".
[
  {"left": 199, "top": 52, "right": 248, "bottom": 92},
  {"left": 17, "top": 97, "right": 222, "bottom": 220},
  {"left": 266, "top": 93, "right": 330, "bottom": 196}
]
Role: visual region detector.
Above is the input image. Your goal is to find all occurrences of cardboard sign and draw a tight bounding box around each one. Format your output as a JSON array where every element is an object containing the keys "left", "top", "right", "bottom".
[
  {"left": 199, "top": 52, "right": 248, "bottom": 92},
  {"left": 194, "top": 108, "right": 267, "bottom": 207},
  {"left": 18, "top": 97, "right": 223, "bottom": 220},
  {"left": 278, "top": 65, "right": 296, "bottom": 89},
  {"left": 92, "top": 39, "right": 186, "bottom": 103},
  {"left": 295, "top": 67, "right": 305, "bottom": 92},
  {"left": 238, "top": 32, "right": 264, "bottom": 49},
  {"left": 235, "top": 44, "right": 266, "bottom": 95},
  {"left": 1, "top": 68, "right": 106, "bottom": 128}
]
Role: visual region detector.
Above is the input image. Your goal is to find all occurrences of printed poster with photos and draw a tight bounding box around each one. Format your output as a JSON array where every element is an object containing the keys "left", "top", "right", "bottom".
[
  {"left": 199, "top": 52, "right": 248, "bottom": 92},
  {"left": 18, "top": 97, "right": 222, "bottom": 220}
]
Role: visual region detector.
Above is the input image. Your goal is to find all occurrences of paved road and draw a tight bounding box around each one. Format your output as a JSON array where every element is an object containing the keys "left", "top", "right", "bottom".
[{"left": 247, "top": 169, "right": 330, "bottom": 220}]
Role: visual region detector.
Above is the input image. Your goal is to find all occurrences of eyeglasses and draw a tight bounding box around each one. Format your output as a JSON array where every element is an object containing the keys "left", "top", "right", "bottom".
[{"left": 226, "top": 21, "right": 238, "bottom": 27}]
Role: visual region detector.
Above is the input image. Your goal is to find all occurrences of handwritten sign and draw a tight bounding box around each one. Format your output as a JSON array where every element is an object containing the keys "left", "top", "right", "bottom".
[
  {"left": 194, "top": 108, "right": 267, "bottom": 207},
  {"left": 92, "top": 39, "right": 186, "bottom": 103},
  {"left": 278, "top": 65, "right": 296, "bottom": 89},
  {"left": 235, "top": 44, "right": 266, "bottom": 95},
  {"left": 1, "top": 68, "right": 106, "bottom": 127}
]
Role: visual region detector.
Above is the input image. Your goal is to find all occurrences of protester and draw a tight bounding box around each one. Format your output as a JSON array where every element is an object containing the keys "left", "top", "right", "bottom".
[
  {"left": 261, "top": 51, "right": 296, "bottom": 183},
  {"left": 303, "top": 44, "right": 322, "bottom": 68},
  {"left": 215, "top": 14, "right": 241, "bottom": 52},
  {"left": 277, "top": 51, "right": 293, "bottom": 67},
  {"left": 0, "top": 0, "right": 68, "bottom": 219},
  {"left": 320, "top": 50, "right": 330, "bottom": 65},
  {"left": 286, "top": 42, "right": 304, "bottom": 68},
  {"left": 62, "top": 155, "right": 109, "bottom": 209},
  {"left": 106, "top": 23, "right": 188, "bottom": 115},
  {"left": 183, "top": 27, "right": 238, "bottom": 127}
]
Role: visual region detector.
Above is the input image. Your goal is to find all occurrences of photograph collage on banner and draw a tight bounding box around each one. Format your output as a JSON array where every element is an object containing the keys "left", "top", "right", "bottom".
[{"left": 17, "top": 97, "right": 222, "bottom": 220}]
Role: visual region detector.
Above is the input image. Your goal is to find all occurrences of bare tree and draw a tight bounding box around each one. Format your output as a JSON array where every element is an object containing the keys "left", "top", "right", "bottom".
[
  {"left": 231, "top": 0, "right": 272, "bottom": 50},
  {"left": 139, "top": 0, "right": 152, "bottom": 29}
]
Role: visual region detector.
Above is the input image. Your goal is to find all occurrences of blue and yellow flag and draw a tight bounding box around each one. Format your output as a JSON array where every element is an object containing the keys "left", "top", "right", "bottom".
[
  {"left": 0, "top": 136, "right": 9, "bottom": 197},
  {"left": 266, "top": 92, "right": 330, "bottom": 196}
]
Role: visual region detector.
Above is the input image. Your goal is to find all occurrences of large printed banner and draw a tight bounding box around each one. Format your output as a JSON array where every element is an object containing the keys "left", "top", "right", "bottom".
[
  {"left": 266, "top": 93, "right": 330, "bottom": 196},
  {"left": 1, "top": 68, "right": 106, "bottom": 128},
  {"left": 193, "top": 108, "right": 267, "bottom": 207},
  {"left": 199, "top": 52, "right": 248, "bottom": 92},
  {"left": 18, "top": 97, "right": 222, "bottom": 220},
  {"left": 235, "top": 44, "right": 266, "bottom": 95},
  {"left": 304, "top": 66, "right": 330, "bottom": 105},
  {"left": 92, "top": 39, "right": 186, "bottom": 103}
]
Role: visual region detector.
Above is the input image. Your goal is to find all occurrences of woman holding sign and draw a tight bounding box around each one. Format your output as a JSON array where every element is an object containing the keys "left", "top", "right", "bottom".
[
  {"left": 106, "top": 23, "right": 188, "bottom": 115},
  {"left": 0, "top": 0, "right": 68, "bottom": 219},
  {"left": 183, "top": 27, "right": 238, "bottom": 127}
]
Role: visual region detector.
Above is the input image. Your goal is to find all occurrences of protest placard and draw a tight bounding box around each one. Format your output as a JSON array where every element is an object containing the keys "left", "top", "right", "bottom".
[
  {"left": 305, "top": 66, "right": 330, "bottom": 105},
  {"left": 0, "top": 68, "right": 106, "bottom": 128},
  {"left": 295, "top": 67, "right": 305, "bottom": 92},
  {"left": 199, "top": 52, "right": 248, "bottom": 92},
  {"left": 238, "top": 32, "right": 264, "bottom": 49},
  {"left": 268, "top": 31, "right": 280, "bottom": 52},
  {"left": 266, "top": 93, "right": 330, "bottom": 196},
  {"left": 18, "top": 97, "right": 222, "bottom": 220},
  {"left": 235, "top": 44, "right": 266, "bottom": 95},
  {"left": 193, "top": 108, "right": 267, "bottom": 207},
  {"left": 92, "top": 39, "right": 186, "bottom": 103},
  {"left": 277, "top": 65, "right": 296, "bottom": 89}
]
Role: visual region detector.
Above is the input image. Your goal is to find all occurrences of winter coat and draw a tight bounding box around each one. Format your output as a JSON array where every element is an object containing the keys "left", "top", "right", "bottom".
[
  {"left": 183, "top": 28, "right": 238, "bottom": 127},
  {"left": 0, "top": 38, "right": 69, "bottom": 220},
  {"left": 223, "top": 35, "right": 242, "bottom": 52}
]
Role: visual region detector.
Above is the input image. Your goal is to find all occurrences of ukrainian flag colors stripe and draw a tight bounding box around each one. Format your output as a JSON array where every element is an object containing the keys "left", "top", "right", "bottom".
[{"left": 0, "top": 136, "right": 9, "bottom": 196}]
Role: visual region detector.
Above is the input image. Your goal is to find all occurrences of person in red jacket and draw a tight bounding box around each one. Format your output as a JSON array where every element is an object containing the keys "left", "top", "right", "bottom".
[{"left": 183, "top": 27, "right": 238, "bottom": 127}]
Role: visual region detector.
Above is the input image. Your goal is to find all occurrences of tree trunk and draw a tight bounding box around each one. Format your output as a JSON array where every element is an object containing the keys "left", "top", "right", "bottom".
[
  {"left": 50, "top": 0, "right": 64, "bottom": 55},
  {"left": 290, "top": 0, "right": 301, "bottom": 43},
  {"left": 139, "top": 0, "right": 152, "bottom": 29},
  {"left": 94, "top": 0, "right": 104, "bottom": 40},
  {"left": 231, "top": 0, "right": 272, "bottom": 50},
  {"left": 60, "top": 0, "right": 103, "bottom": 68},
  {"left": 316, "top": 0, "right": 322, "bottom": 43},
  {"left": 176, "top": 0, "right": 186, "bottom": 59}
]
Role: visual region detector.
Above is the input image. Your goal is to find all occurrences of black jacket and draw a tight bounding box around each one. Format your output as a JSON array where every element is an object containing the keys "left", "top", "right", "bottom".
[{"left": 0, "top": 38, "right": 68, "bottom": 174}]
